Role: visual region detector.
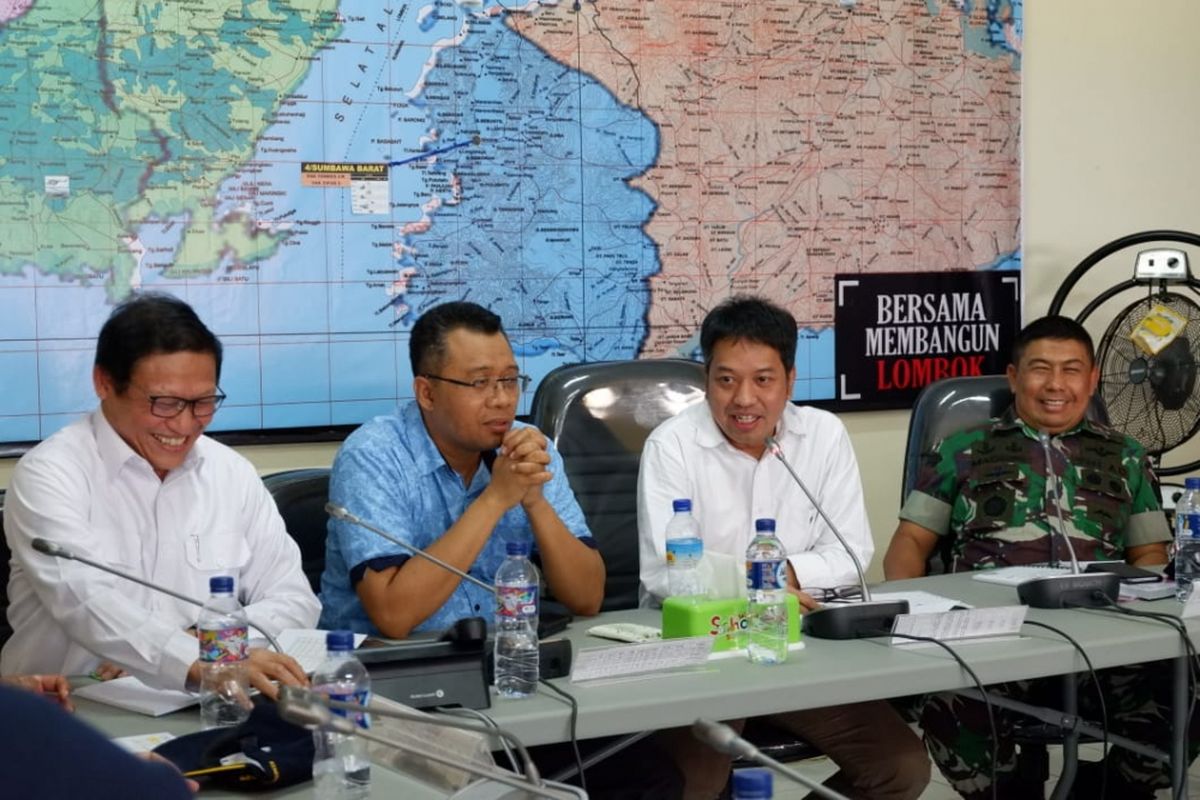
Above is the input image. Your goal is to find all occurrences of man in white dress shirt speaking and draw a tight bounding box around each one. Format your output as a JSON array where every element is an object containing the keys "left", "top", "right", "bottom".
[
  {"left": 2, "top": 293, "right": 319, "bottom": 695},
  {"left": 637, "top": 296, "right": 928, "bottom": 800}
]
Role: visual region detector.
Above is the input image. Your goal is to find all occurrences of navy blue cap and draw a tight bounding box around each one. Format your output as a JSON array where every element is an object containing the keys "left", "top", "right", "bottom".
[
  {"left": 731, "top": 767, "right": 773, "bottom": 798},
  {"left": 209, "top": 576, "right": 234, "bottom": 594},
  {"left": 506, "top": 541, "right": 531, "bottom": 557},
  {"left": 1187, "top": 477, "right": 1200, "bottom": 490},
  {"left": 154, "top": 699, "right": 313, "bottom": 790},
  {"left": 754, "top": 518, "right": 776, "bottom": 533},
  {"left": 325, "top": 630, "right": 354, "bottom": 652},
  {"left": 672, "top": 498, "right": 692, "bottom": 512}
]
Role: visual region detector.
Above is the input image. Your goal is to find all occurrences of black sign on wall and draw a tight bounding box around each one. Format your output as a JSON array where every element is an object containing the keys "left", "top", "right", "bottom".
[{"left": 834, "top": 272, "right": 1021, "bottom": 410}]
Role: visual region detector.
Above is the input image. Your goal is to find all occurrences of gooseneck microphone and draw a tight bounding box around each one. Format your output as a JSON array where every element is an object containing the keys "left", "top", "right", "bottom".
[
  {"left": 30, "top": 537, "right": 283, "bottom": 652},
  {"left": 325, "top": 503, "right": 497, "bottom": 595},
  {"left": 692, "top": 719, "right": 851, "bottom": 800},
  {"left": 763, "top": 436, "right": 908, "bottom": 640},
  {"left": 1038, "top": 431, "right": 1083, "bottom": 574},
  {"left": 277, "top": 686, "right": 579, "bottom": 799},
  {"left": 1014, "top": 433, "right": 1118, "bottom": 609}
]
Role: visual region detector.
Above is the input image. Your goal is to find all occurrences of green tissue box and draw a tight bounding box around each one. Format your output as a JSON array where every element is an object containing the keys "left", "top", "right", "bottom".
[{"left": 661, "top": 595, "right": 802, "bottom": 652}]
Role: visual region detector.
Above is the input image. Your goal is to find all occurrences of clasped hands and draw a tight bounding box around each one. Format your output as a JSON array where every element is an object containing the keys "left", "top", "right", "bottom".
[{"left": 489, "top": 426, "right": 554, "bottom": 509}]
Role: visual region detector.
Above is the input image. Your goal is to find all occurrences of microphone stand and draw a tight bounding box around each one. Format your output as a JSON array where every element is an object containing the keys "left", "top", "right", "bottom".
[
  {"left": 325, "top": 503, "right": 498, "bottom": 595},
  {"left": 692, "top": 719, "right": 850, "bottom": 800},
  {"left": 324, "top": 694, "right": 542, "bottom": 785},
  {"left": 30, "top": 538, "right": 283, "bottom": 653},
  {"left": 1015, "top": 434, "right": 1119, "bottom": 610},
  {"left": 763, "top": 437, "right": 908, "bottom": 640},
  {"left": 276, "top": 687, "right": 579, "bottom": 799}
]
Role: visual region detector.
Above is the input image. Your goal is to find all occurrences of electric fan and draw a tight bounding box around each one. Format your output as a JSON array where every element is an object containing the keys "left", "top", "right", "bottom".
[{"left": 1049, "top": 230, "right": 1200, "bottom": 476}]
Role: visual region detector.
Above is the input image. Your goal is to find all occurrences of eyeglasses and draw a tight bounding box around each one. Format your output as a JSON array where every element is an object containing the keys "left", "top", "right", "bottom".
[
  {"left": 142, "top": 390, "right": 227, "bottom": 419},
  {"left": 812, "top": 586, "right": 863, "bottom": 603},
  {"left": 422, "top": 374, "right": 531, "bottom": 395}
]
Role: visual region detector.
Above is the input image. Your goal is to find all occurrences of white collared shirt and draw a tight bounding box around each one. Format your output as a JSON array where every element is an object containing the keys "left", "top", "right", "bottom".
[
  {"left": 637, "top": 402, "right": 873, "bottom": 605},
  {"left": 1, "top": 410, "right": 320, "bottom": 689}
]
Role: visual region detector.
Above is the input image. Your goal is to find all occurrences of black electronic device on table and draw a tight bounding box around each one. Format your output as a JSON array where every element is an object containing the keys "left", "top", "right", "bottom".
[
  {"left": 1084, "top": 561, "right": 1163, "bottom": 584},
  {"left": 357, "top": 608, "right": 575, "bottom": 709}
]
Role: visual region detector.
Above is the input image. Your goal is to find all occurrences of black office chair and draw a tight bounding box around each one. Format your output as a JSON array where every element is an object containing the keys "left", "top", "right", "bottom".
[
  {"left": 901, "top": 375, "right": 1111, "bottom": 787},
  {"left": 531, "top": 359, "right": 821, "bottom": 769},
  {"left": 0, "top": 489, "right": 11, "bottom": 649},
  {"left": 261, "top": 469, "right": 331, "bottom": 594},
  {"left": 530, "top": 358, "right": 708, "bottom": 611}
]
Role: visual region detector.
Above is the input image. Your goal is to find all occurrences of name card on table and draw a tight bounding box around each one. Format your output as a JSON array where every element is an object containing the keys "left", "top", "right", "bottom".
[
  {"left": 571, "top": 636, "right": 714, "bottom": 683},
  {"left": 889, "top": 605, "right": 1027, "bottom": 646}
]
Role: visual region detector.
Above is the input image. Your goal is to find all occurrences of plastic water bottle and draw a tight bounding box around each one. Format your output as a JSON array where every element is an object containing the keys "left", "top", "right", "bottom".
[
  {"left": 494, "top": 541, "right": 540, "bottom": 698},
  {"left": 732, "top": 767, "right": 774, "bottom": 799},
  {"left": 311, "top": 630, "right": 371, "bottom": 800},
  {"left": 197, "top": 575, "right": 251, "bottom": 729},
  {"left": 665, "top": 498, "right": 705, "bottom": 597},
  {"left": 1175, "top": 477, "right": 1200, "bottom": 601},
  {"left": 746, "top": 518, "right": 788, "bottom": 665}
]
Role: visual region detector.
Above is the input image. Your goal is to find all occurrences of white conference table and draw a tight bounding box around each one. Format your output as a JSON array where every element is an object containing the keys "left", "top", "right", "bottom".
[{"left": 76, "top": 572, "right": 1197, "bottom": 798}]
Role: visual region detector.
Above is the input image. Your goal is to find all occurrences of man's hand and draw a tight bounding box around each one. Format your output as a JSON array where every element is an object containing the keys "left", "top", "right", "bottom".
[
  {"left": 1, "top": 673, "right": 74, "bottom": 711},
  {"left": 91, "top": 661, "right": 127, "bottom": 681},
  {"left": 138, "top": 752, "right": 200, "bottom": 793},
  {"left": 786, "top": 587, "right": 822, "bottom": 614},
  {"left": 185, "top": 649, "right": 308, "bottom": 700},
  {"left": 244, "top": 649, "right": 309, "bottom": 699},
  {"left": 783, "top": 562, "right": 821, "bottom": 614},
  {"left": 487, "top": 427, "right": 552, "bottom": 509}
]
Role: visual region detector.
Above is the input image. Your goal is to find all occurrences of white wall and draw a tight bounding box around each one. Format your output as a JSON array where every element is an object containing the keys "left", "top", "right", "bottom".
[{"left": 4, "top": 0, "right": 1200, "bottom": 580}]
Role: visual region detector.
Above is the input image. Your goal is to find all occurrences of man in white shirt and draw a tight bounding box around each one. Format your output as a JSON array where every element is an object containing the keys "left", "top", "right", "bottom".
[
  {"left": 2, "top": 293, "right": 319, "bottom": 694},
  {"left": 638, "top": 296, "right": 928, "bottom": 800}
]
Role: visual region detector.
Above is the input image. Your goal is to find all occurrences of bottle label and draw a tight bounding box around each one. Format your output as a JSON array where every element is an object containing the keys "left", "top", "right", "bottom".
[
  {"left": 327, "top": 688, "right": 371, "bottom": 729},
  {"left": 666, "top": 538, "right": 703, "bottom": 568},
  {"left": 497, "top": 584, "right": 537, "bottom": 619},
  {"left": 746, "top": 560, "right": 786, "bottom": 593},
  {"left": 199, "top": 625, "right": 248, "bottom": 663},
  {"left": 1180, "top": 513, "right": 1200, "bottom": 539}
]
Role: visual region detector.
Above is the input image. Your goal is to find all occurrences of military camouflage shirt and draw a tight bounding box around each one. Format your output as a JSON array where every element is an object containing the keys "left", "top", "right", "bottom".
[{"left": 899, "top": 409, "right": 1170, "bottom": 569}]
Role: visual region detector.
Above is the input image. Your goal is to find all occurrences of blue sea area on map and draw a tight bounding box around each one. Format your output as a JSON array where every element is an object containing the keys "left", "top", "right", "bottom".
[
  {"left": 397, "top": 8, "right": 659, "bottom": 368},
  {"left": 189, "top": 0, "right": 494, "bottom": 427},
  {"left": 982, "top": 250, "right": 1022, "bottom": 271}
]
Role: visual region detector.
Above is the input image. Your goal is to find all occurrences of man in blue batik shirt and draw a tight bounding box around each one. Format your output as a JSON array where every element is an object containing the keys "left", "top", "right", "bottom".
[{"left": 320, "top": 301, "right": 605, "bottom": 637}]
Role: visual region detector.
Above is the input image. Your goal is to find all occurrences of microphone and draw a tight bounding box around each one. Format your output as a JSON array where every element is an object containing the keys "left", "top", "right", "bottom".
[
  {"left": 763, "top": 436, "right": 908, "bottom": 640},
  {"left": 276, "top": 686, "right": 579, "bottom": 799},
  {"left": 1038, "top": 431, "right": 1082, "bottom": 573},
  {"left": 30, "top": 537, "right": 284, "bottom": 653},
  {"left": 325, "top": 503, "right": 497, "bottom": 595},
  {"left": 1014, "top": 434, "right": 1118, "bottom": 609},
  {"left": 692, "top": 719, "right": 850, "bottom": 800}
]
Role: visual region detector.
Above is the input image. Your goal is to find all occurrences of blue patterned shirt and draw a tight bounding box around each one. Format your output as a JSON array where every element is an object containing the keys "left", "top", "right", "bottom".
[{"left": 318, "top": 401, "right": 592, "bottom": 635}]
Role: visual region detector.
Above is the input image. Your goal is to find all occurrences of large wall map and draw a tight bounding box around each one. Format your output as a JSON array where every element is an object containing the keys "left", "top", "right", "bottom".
[{"left": 0, "top": 0, "right": 1021, "bottom": 443}]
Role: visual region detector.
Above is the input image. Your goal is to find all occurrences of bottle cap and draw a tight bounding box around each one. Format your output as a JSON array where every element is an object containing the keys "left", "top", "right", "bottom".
[
  {"left": 326, "top": 630, "right": 355, "bottom": 652},
  {"left": 731, "top": 767, "right": 773, "bottom": 798},
  {"left": 672, "top": 498, "right": 692, "bottom": 512},
  {"left": 1187, "top": 477, "right": 1200, "bottom": 491},
  {"left": 506, "top": 541, "right": 532, "bottom": 557},
  {"left": 209, "top": 575, "right": 234, "bottom": 594},
  {"left": 754, "top": 518, "right": 776, "bottom": 533}
]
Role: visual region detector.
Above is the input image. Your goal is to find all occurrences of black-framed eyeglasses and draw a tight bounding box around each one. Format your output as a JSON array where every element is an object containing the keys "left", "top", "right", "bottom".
[
  {"left": 422, "top": 374, "right": 531, "bottom": 395},
  {"left": 144, "top": 390, "right": 227, "bottom": 419},
  {"left": 812, "top": 586, "right": 863, "bottom": 603}
]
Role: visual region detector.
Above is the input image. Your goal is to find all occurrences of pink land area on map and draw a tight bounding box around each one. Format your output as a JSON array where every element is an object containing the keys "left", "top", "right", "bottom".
[
  {"left": 0, "top": 0, "right": 34, "bottom": 23},
  {"left": 508, "top": 0, "right": 1021, "bottom": 355}
]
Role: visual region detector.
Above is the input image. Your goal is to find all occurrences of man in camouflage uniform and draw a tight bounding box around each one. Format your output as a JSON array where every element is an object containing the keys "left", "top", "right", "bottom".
[{"left": 883, "top": 315, "right": 1184, "bottom": 799}]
